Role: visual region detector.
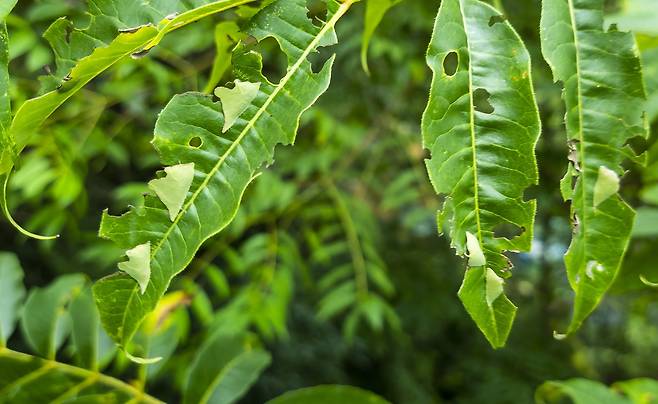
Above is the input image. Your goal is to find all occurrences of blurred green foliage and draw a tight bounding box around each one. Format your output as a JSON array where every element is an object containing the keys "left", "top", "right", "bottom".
[{"left": 1, "top": 0, "right": 657, "bottom": 402}]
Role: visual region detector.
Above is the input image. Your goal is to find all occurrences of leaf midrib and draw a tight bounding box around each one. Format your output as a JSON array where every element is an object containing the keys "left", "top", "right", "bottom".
[
  {"left": 457, "top": 0, "right": 484, "bottom": 248},
  {"left": 118, "top": 0, "right": 356, "bottom": 342}
]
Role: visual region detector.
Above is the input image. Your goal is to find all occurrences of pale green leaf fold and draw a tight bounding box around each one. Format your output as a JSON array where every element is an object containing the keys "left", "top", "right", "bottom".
[
  {"left": 540, "top": 0, "right": 649, "bottom": 334},
  {"left": 266, "top": 385, "right": 391, "bottom": 404},
  {"left": 117, "top": 242, "right": 152, "bottom": 294},
  {"left": 215, "top": 81, "right": 261, "bottom": 132},
  {"left": 0, "top": 0, "right": 255, "bottom": 176},
  {"left": 148, "top": 163, "right": 196, "bottom": 221},
  {"left": 0, "top": 253, "right": 25, "bottom": 346},
  {"left": 93, "top": 0, "right": 354, "bottom": 348},
  {"left": 422, "top": 0, "right": 540, "bottom": 348}
]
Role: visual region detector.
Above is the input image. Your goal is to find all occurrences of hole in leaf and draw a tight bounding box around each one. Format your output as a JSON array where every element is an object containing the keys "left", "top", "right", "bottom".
[
  {"left": 488, "top": 14, "right": 507, "bottom": 26},
  {"left": 306, "top": 0, "right": 328, "bottom": 27},
  {"left": 443, "top": 51, "right": 458, "bottom": 76},
  {"left": 188, "top": 136, "right": 202, "bottom": 148},
  {"left": 308, "top": 45, "right": 333, "bottom": 74},
  {"left": 523, "top": 184, "right": 541, "bottom": 202},
  {"left": 473, "top": 88, "right": 494, "bottom": 114},
  {"left": 493, "top": 223, "right": 524, "bottom": 239},
  {"left": 254, "top": 36, "right": 287, "bottom": 84}
]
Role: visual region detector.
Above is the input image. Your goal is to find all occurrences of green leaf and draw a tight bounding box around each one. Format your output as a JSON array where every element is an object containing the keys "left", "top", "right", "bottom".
[
  {"left": 20, "top": 274, "right": 86, "bottom": 359},
  {"left": 148, "top": 163, "right": 196, "bottom": 221},
  {"left": 536, "top": 379, "right": 630, "bottom": 404},
  {"left": 69, "top": 286, "right": 116, "bottom": 371},
  {"left": 266, "top": 385, "right": 391, "bottom": 404},
  {"left": 361, "top": 0, "right": 403, "bottom": 74},
  {"left": 117, "top": 242, "right": 151, "bottom": 294},
  {"left": 204, "top": 21, "right": 242, "bottom": 94},
  {"left": 0, "top": 0, "right": 255, "bottom": 175},
  {"left": 0, "top": 252, "right": 25, "bottom": 346},
  {"left": 0, "top": 348, "right": 162, "bottom": 403},
  {"left": 540, "top": 0, "right": 649, "bottom": 334},
  {"left": 184, "top": 332, "right": 271, "bottom": 404},
  {"left": 606, "top": 0, "right": 658, "bottom": 37},
  {"left": 0, "top": 1, "right": 17, "bottom": 21},
  {"left": 421, "top": 0, "right": 540, "bottom": 348},
  {"left": 93, "top": 0, "right": 356, "bottom": 348}
]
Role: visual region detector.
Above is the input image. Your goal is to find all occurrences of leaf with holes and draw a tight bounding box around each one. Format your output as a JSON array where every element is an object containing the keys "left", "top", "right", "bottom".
[
  {"left": 0, "top": 0, "right": 255, "bottom": 175},
  {"left": 421, "top": 0, "right": 540, "bottom": 348},
  {"left": 540, "top": 0, "right": 648, "bottom": 334},
  {"left": 92, "top": 0, "right": 356, "bottom": 349}
]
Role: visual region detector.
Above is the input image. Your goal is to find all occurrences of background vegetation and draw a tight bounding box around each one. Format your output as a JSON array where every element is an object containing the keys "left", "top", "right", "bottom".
[{"left": 1, "top": 0, "right": 657, "bottom": 402}]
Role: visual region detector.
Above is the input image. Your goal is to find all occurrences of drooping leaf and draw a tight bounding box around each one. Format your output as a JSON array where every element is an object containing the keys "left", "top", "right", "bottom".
[
  {"left": 20, "top": 274, "right": 86, "bottom": 359},
  {"left": 93, "top": 0, "right": 356, "bottom": 348},
  {"left": 0, "top": 348, "right": 163, "bottom": 403},
  {"left": 0, "top": 0, "right": 255, "bottom": 175},
  {"left": 360, "top": 0, "right": 403, "bottom": 74},
  {"left": 148, "top": 163, "right": 195, "bottom": 221},
  {"left": 117, "top": 242, "right": 151, "bottom": 294},
  {"left": 266, "top": 385, "right": 391, "bottom": 404},
  {"left": 421, "top": 0, "right": 540, "bottom": 348},
  {"left": 183, "top": 332, "right": 271, "bottom": 404},
  {"left": 540, "top": 0, "right": 648, "bottom": 334},
  {"left": 0, "top": 252, "right": 25, "bottom": 346}
]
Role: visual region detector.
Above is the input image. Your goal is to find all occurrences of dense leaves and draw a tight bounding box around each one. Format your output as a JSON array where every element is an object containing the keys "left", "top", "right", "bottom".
[{"left": 422, "top": 0, "right": 540, "bottom": 347}]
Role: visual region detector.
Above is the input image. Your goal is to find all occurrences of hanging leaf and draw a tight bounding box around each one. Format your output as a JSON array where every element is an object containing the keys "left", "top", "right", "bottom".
[
  {"left": 266, "top": 385, "right": 391, "bottom": 404},
  {"left": 540, "top": 0, "right": 649, "bottom": 334},
  {"left": 0, "top": 348, "right": 162, "bottom": 403},
  {"left": 0, "top": 0, "right": 255, "bottom": 175},
  {"left": 0, "top": 252, "right": 25, "bottom": 346},
  {"left": 215, "top": 81, "right": 261, "bottom": 133},
  {"left": 183, "top": 332, "right": 271, "bottom": 404},
  {"left": 361, "top": 0, "right": 403, "bottom": 74},
  {"left": 421, "top": 0, "right": 540, "bottom": 347},
  {"left": 93, "top": 0, "right": 357, "bottom": 348}
]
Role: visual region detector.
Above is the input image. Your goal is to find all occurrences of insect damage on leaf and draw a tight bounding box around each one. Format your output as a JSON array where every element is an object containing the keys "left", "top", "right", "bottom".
[
  {"left": 215, "top": 80, "right": 261, "bottom": 133},
  {"left": 148, "top": 163, "right": 195, "bottom": 221},
  {"left": 593, "top": 166, "right": 620, "bottom": 207},
  {"left": 118, "top": 243, "right": 151, "bottom": 294},
  {"left": 466, "top": 231, "right": 486, "bottom": 267},
  {"left": 485, "top": 268, "right": 504, "bottom": 306}
]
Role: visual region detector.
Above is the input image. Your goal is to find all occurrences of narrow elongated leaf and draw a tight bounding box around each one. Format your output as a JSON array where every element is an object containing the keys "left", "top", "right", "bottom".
[
  {"left": 266, "top": 385, "right": 391, "bottom": 404},
  {"left": 360, "top": 0, "right": 403, "bottom": 73},
  {"left": 0, "top": 0, "right": 255, "bottom": 175},
  {"left": 93, "top": 0, "right": 355, "bottom": 348},
  {"left": 0, "top": 348, "right": 162, "bottom": 403},
  {"left": 20, "top": 274, "right": 86, "bottom": 359},
  {"left": 183, "top": 332, "right": 271, "bottom": 404},
  {"left": 540, "top": 0, "right": 648, "bottom": 333},
  {"left": 421, "top": 0, "right": 540, "bottom": 347},
  {"left": 0, "top": 252, "right": 25, "bottom": 346}
]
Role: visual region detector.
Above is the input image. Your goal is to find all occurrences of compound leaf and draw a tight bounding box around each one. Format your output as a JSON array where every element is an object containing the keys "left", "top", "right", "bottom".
[
  {"left": 540, "top": 0, "right": 649, "bottom": 334},
  {"left": 0, "top": 0, "right": 255, "bottom": 175},
  {"left": 421, "top": 0, "right": 540, "bottom": 348},
  {"left": 93, "top": 0, "right": 356, "bottom": 348}
]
